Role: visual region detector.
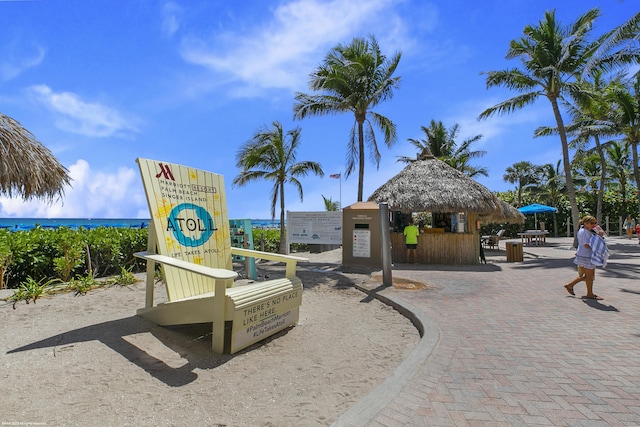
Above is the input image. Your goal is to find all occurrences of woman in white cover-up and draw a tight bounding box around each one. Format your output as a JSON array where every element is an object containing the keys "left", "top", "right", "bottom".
[{"left": 563, "top": 215, "right": 606, "bottom": 300}]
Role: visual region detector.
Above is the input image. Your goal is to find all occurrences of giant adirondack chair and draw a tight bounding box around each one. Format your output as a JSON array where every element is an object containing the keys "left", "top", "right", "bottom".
[{"left": 134, "top": 158, "right": 306, "bottom": 354}]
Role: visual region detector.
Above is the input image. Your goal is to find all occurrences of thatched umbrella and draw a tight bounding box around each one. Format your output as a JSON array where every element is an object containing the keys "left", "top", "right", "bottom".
[
  {"left": 0, "top": 113, "right": 71, "bottom": 202},
  {"left": 368, "top": 152, "right": 503, "bottom": 215},
  {"left": 479, "top": 199, "right": 525, "bottom": 225}
]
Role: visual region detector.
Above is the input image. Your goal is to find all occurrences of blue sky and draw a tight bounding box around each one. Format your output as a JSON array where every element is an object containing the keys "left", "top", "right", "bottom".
[{"left": 0, "top": 0, "right": 636, "bottom": 219}]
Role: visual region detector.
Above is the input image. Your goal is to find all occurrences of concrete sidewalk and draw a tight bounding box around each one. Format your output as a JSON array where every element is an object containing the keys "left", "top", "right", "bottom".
[{"left": 334, "top": 236, "right": 640, "bottom": 426}]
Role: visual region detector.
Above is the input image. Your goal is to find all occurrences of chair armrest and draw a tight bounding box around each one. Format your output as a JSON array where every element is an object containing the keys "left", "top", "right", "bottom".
[
  {"left": 230, "top": 247, "right": 308, "bottom": 278},
  {"left": 134, "top": 252, "right": 238, "bottom": 280}
]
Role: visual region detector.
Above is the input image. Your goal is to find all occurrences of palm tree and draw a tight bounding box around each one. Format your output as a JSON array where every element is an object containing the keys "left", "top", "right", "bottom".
[
  {"left": 573, "top": 152, "right": 603, "bottom": 212},
  {"left": 398, "top": 121, "right": 488, "bottom": 177},
  {"left": 503, "top": 161, "right": 540, "bottom": 207},
  {"left": 293, "top": 35, "right": 401, "bottom": 201},
  {"left": 607, "top": 74, "right": 640, "bottom": 215},
  {"left": 479, "top": 8, "right": 608, "bottom": 242},
  {"left": 0, "top": 113, "right": 70, "bottom": 201},
  {"left": 233, "top": 121, "right": 324, "bottom": 253},
  {"left": 322, "top": 195, "right": 339, "bottom": 211},
  {"left": 541, "top": 72, "right": 621, "bottom": 223},
  {"left": 605, "top": 140, "right": 632, "bottom": 215},
  {"left": 538, "top": 161, "right": 566, "bottom": 236}
]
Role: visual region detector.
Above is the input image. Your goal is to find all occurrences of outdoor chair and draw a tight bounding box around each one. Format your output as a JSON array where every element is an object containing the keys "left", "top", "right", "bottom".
[
  {"left": 134, "top": 158, "right": 307, "bottom": 354},
  {"left": 486, "top": 229, "right": 505, "bottom": 249}
]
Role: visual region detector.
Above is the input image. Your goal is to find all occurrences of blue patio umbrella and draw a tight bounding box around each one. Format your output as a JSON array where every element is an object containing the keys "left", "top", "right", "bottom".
[{"left": 517, "top": 203, "right": 558, "bottom": 229}]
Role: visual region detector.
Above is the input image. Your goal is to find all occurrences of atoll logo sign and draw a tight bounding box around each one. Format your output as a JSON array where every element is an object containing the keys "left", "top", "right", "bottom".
[{"left": 167, "top": 203, "right": 216, "bottom": 247}]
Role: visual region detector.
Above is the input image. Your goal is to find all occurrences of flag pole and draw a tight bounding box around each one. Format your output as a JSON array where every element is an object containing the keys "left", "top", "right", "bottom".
[{"left": 330, "top": 172, "right": 342, "bottom": 210}]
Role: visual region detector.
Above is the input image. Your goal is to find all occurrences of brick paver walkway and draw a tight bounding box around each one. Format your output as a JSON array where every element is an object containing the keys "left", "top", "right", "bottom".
[{"left": 337, "top": 236, "right": 640, "bottom": 426}]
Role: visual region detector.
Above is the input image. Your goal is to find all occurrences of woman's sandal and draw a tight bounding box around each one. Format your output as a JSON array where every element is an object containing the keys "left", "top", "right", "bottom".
[
  {"left": 564, "top": 284, "right": 575, "bottom": 296},
  {"left": 582, "top": 294, "right": 603, "bottom": 300}
]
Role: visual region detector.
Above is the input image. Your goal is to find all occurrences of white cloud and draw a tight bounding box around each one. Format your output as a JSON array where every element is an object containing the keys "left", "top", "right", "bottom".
[
  {"left": 162, "top": 1, "right": 182, "bottom": 37},
  {"left": 0, "top": 159, "right": 148, "bottom": 218},
  {"left": 179, "top": 0, "right": 402, "bottom": 94},
  {"left": 0, "top": 41, "right": 45, "bottom": 81},
  {"left": 26, "top": 85, "right": 141, "bottom": 138}
]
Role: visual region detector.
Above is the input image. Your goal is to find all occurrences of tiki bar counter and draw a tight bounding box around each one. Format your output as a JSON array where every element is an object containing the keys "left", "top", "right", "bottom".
[
  {"left": 367, "top": 151, "right": 523, "bottom": 265},
  {"left": 389, "top": 212, "right": 478, "bottom": 264}
]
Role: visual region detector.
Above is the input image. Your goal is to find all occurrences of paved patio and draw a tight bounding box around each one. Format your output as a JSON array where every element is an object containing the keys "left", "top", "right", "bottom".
[{"left": 334, "top": 236, "right": 640, "bottom": 426}]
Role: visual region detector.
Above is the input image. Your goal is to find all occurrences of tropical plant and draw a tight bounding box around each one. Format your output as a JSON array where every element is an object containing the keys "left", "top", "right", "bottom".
[
  {"left": 538, "top": 161, "right": 567, "bottom": 236},
  {"left": 607, "top": 74, "right": 640, "bottom": 215},
  {"left": 293, "top": 35, "right": 401, "bottom": 201},
  {"left": 106, "top": 266, "right": 139, "bottom": 287},
  {"left": 605, "top": 140, "right": 633, "bottom": 215},
  {"left": 233, "top": 121, "right": 324, "bottom": 253},
  {"left": 398, "top": 121, "right": 488, "bottom": 177},
  {"left": 9, "top": 276, "right": 61, "bottom": 308},
  {"left": 67, "top": 272, "right": 99, "bottom": 296},
  {"left": 0, "top": 239, "right": 11, "bottom": 289},
  {"left": 322, "top": 195, "right": 339, "bottom": 211},
  {"left": 52, "top": 227, "right": 85, "bottom": 282},
  {"left": 503, "top": 161, "right": 540, "bottom": 206},
  {"left": 478, "top": 8, "right": 635, "bottom": 242},
  {"left": 3, "top": 227, "right": 147, "bottom": 289}
]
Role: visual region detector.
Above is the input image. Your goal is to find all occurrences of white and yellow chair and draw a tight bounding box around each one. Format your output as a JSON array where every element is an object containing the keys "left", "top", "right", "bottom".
[{"left": 134, "top": 158, "right": 306, "bottom": 354}]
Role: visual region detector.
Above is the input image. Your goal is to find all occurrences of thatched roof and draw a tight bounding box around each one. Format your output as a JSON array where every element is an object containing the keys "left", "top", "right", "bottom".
[
  {"left": 0, "top": 113, "right": 71, "bottom": 202},
  {"left": 479, "top": 199, "right": 525, "bottom": 224},
  {"left": 368, "top": 153, "right": 503, "bottom": 215}
]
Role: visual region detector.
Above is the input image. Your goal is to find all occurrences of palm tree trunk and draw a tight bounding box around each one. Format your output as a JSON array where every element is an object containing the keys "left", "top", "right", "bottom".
[
  {"left": 594, "top": 135, "right": 606, "bottom": 223},
  {"left": 357, "top": 119, "right": 365, "bottom": 202},
  {"left": 279, "top": 183, "right": 287, "bottom": 254},
  {"left": 550, "top": 98, "right": 580, "bottom": 246},
  {"left": 632, "top": 141, "right": 640, "bottom": 216}
]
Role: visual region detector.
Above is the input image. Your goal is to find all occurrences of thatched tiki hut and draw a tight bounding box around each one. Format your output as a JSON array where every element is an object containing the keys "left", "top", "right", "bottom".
[
  {"left": 0, "top": 113, "right": 70, "bottom": 201},
  {"left": 368, "top": 152, "right": 507, "bottom": 264}
]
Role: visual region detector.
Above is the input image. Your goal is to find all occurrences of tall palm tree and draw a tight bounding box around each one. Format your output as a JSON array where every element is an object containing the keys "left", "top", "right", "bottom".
[
  {"left": 503, "top": 161, "right": 539, "bottom": 207},
  {"left": 398, "top": 121, "right": 488, "bottom": 177},
  {"left": 605, "top": 140, "right": 632, "bottom": 215},
  {"left": 0, "top": 113, "right": 70, "bottom": 201},
  {"left": 479, "top": 8, "right": 608, "bottom": 242},
  {"left": 607, "top": 74, "right": 640, "bottom": 215},
  {"left": 233, "top": 121, "right": 324, "bottom": 253},
  {"left": 293, "top": 35, "right": 401, "bottom": 201},
  {"left": 550, "top": 72, "right": 621, "bottom": 223}
]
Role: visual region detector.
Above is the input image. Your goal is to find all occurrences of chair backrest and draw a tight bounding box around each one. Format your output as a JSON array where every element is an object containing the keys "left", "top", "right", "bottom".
[{"left": 137, "top": 158, "right": 233, "bottom": 301}]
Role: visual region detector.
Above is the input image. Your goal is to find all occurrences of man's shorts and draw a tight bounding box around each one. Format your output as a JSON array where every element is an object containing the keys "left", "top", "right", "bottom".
[{"left": 406, "top": 244, "right": 417, "bottom": 249}]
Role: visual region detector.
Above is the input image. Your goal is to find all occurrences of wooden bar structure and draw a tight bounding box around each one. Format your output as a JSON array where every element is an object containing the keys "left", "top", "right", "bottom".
[
  {"left": 367, "top": 151, "right": 521, "bottom": 266},
  {"left": 390, "top": 231, "right": 479, "bottom": 264},
  {"left": 389, "top": 211, "right": 481, "bottom": 264}
]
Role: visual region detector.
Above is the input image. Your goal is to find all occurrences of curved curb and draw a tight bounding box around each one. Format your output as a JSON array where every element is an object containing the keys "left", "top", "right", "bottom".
[{"left": 331, "top": 284, "right": 440, "bottom": 427}]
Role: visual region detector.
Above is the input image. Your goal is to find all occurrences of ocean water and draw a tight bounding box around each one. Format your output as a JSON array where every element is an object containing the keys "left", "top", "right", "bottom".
[
  {"left": 0, "top": 218, "right": 281, "bottom": 231},
  {"left": 0, "top": 218, "right": 150, "bottom": 231}
]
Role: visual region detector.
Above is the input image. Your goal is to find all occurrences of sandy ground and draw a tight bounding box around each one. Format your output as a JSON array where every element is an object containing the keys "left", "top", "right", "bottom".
[{"left": 1, "top": 249, "right": 419, "bottom": 427}]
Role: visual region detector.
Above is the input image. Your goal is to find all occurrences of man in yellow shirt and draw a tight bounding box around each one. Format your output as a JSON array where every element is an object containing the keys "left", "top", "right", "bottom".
[{"left": 403, "top": 218, "right": 420, "bottom": 263}]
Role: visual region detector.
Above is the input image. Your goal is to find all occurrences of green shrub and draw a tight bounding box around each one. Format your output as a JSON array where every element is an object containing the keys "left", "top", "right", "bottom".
[
  {"left": 0, "top": 224, "right": 302, "bottom": 291},
  {"left": 106, "top": 266, "right": 140, "bottom": 287},
  {"left": 251, "top": 228, "right": 308, "bottom": 253},
  {"left": 67, "top": 273, "right": 100, "bottom": 296},
  {"left": 9, "top": 276, "right": 61, "bottom": 308},
  {"left": 0, "top": 227, "right": 147, "bottom": 289}
]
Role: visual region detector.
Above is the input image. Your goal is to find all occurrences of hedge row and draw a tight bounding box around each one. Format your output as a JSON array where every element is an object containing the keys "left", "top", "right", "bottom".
[
  {"left": 0, "top": 226, "right": 305, "bottom": 289},
  {"left": 0, "top": 227, "right": 148, "bottom": 289}
]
